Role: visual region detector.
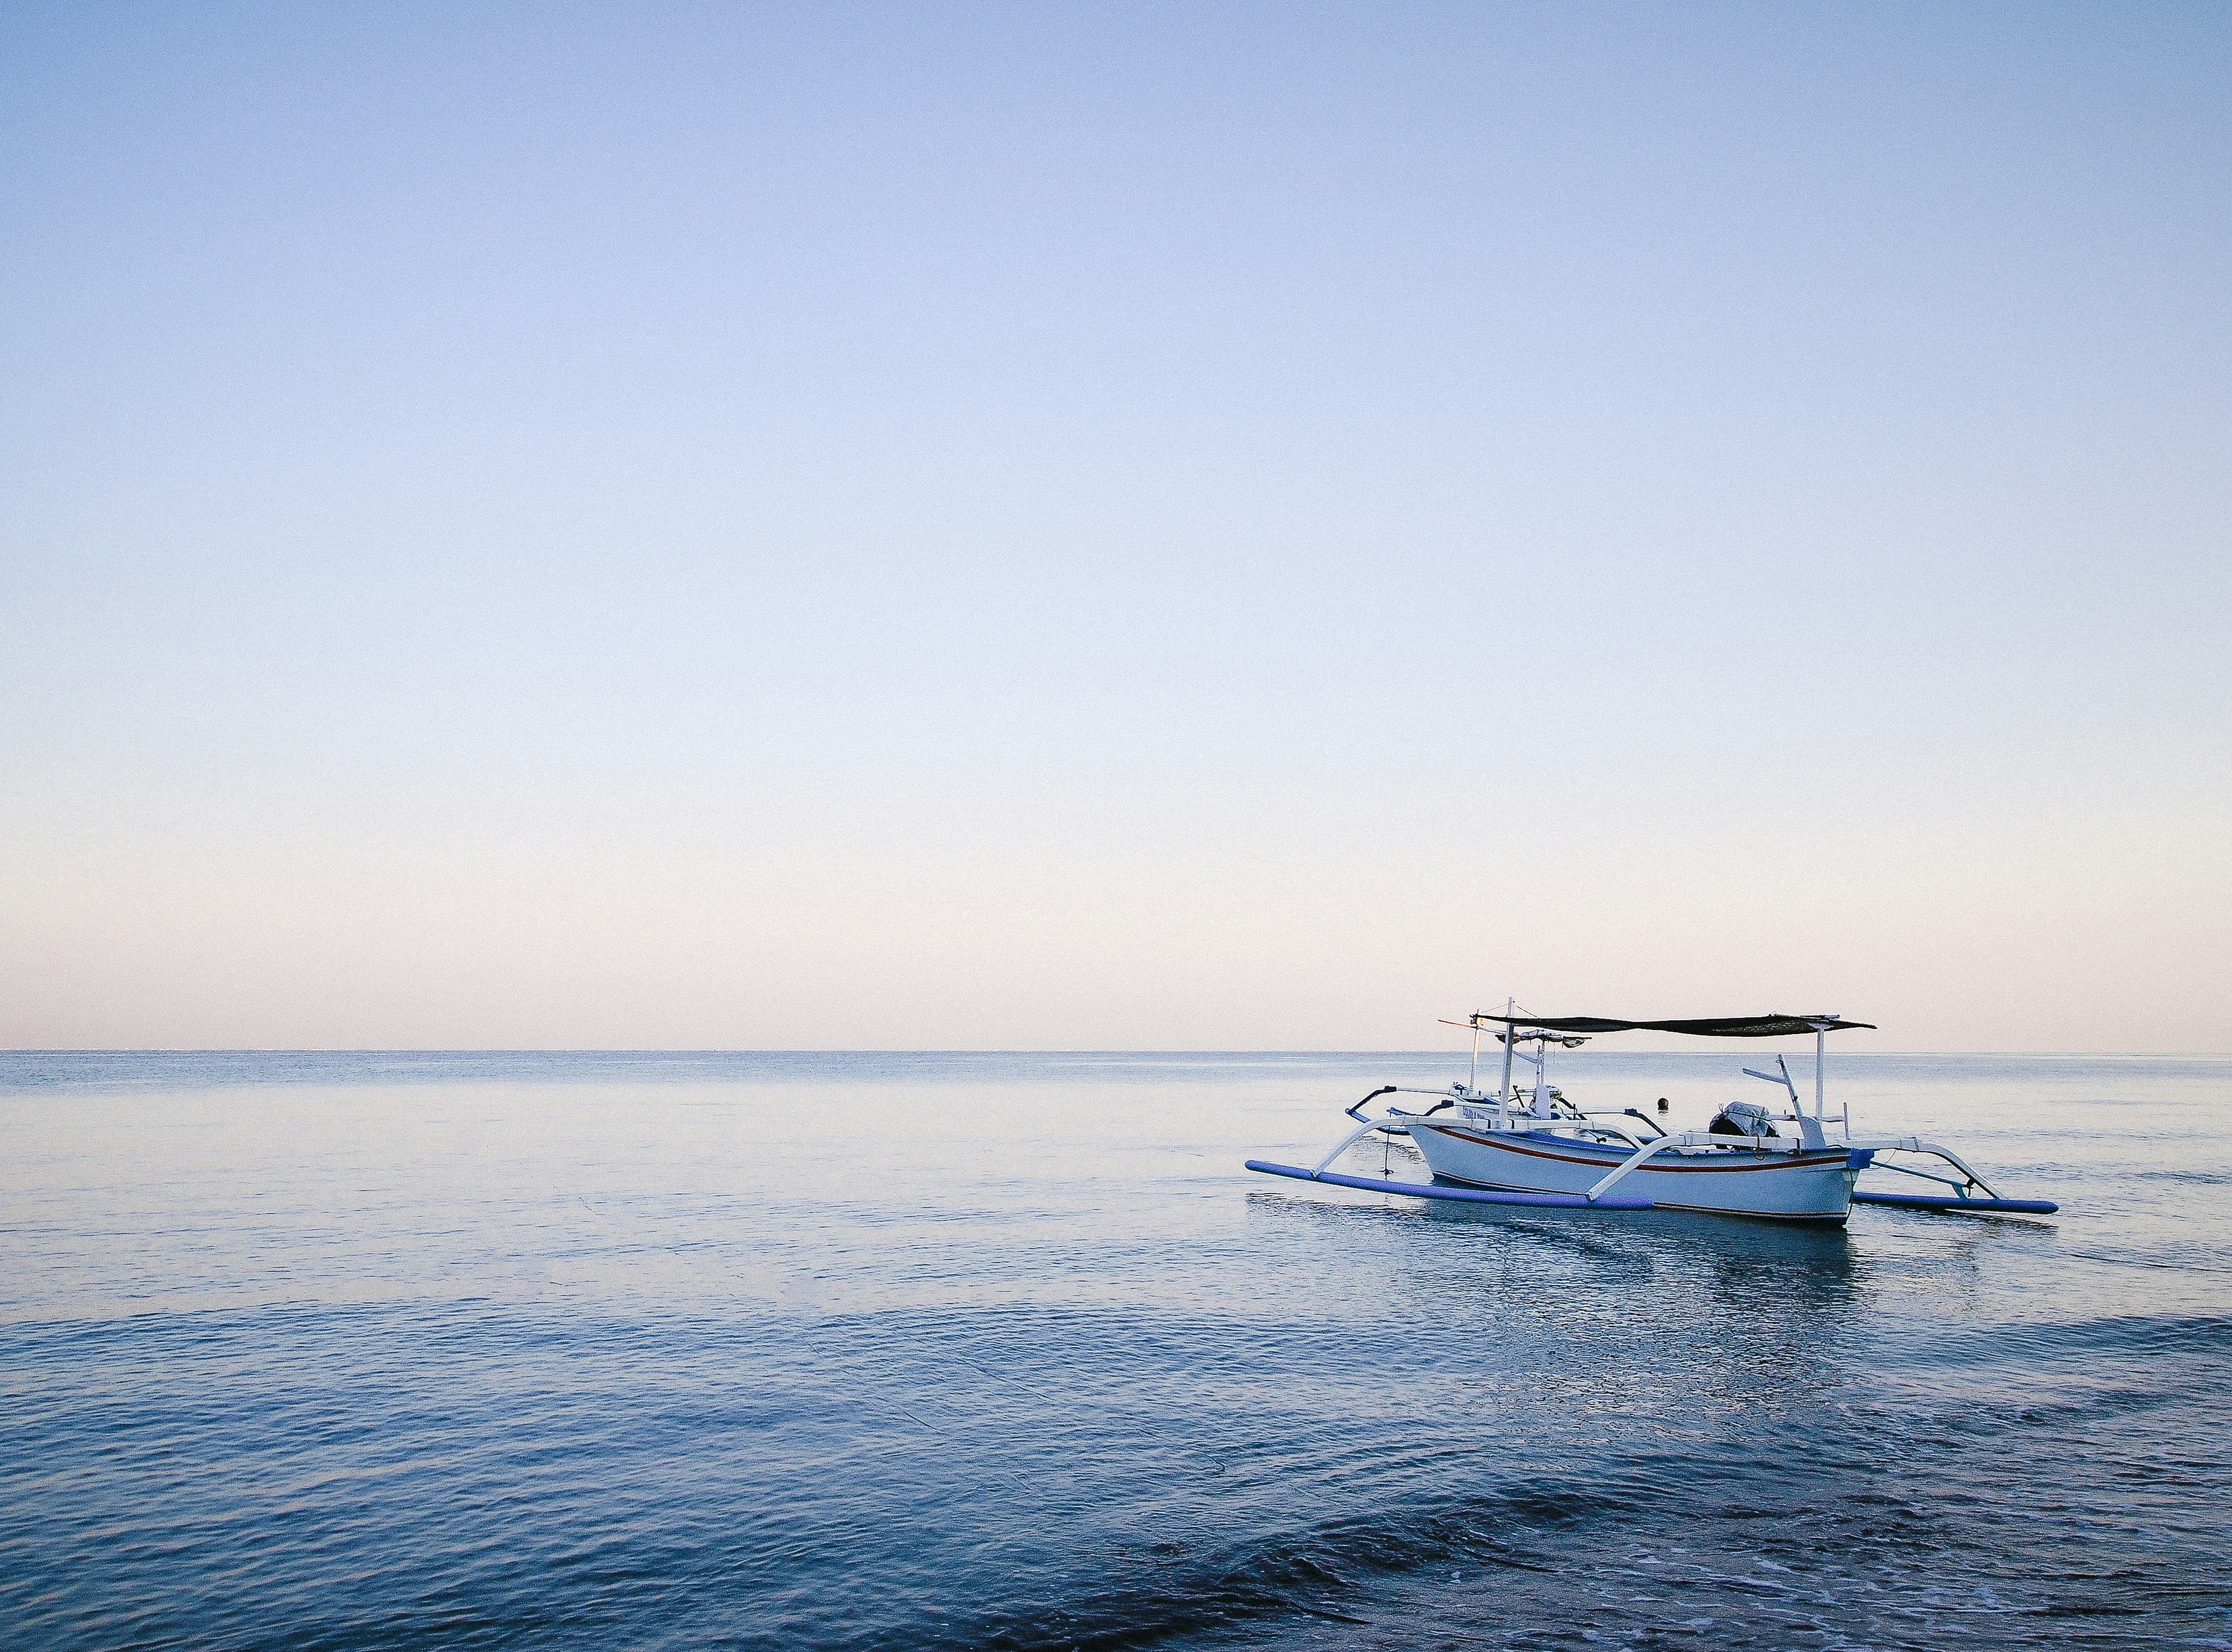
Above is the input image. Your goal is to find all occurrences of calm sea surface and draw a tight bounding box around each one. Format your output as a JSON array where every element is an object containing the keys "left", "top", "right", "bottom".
[{"left": 3, "top": 1051, "right": 2228, "bottom": 1651}]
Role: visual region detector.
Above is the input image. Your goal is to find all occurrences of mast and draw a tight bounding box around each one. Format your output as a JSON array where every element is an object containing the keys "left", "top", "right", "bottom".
[{"left": 1498, "top": 996, "right": 1515, "bottom": 1105}]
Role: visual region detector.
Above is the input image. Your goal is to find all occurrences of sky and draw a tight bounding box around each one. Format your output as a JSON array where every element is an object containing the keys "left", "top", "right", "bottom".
[{"left": 2, "top": 2, "right": 2227, "bottom": 1051}]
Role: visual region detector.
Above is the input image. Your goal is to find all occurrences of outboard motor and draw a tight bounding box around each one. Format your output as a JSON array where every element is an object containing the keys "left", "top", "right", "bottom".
[{"left": 1709, "top": 1099, "right": 1780, "bottom": 1138}]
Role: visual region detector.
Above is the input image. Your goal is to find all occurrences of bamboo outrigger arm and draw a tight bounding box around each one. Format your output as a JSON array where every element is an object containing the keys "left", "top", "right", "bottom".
[
  {"left": 1310, "top": 1117, "right": 1389, "bottom": 1176},
  {"left": 1847, "top": 1137, "right": 2001, "bottom": 1200}
]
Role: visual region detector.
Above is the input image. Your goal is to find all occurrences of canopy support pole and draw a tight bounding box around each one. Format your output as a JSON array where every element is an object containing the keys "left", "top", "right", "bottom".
[{"left": 1498, "top": 997, "right": 1515, "bottom": 1109}]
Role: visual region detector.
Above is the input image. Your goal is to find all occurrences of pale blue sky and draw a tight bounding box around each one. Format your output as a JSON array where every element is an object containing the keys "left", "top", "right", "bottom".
[{"left": 4, "top": 3, "right": 2227, "bottom": 1049}]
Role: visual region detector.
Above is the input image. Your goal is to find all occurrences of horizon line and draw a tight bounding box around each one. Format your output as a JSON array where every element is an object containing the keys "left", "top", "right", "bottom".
[{"left": 5, "top": 1047, "right": 2228, "bottom": 1060}]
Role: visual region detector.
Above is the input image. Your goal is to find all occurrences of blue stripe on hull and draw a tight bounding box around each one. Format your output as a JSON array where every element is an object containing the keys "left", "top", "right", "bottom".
[{"left": 1430, "top": 1170, "right": 1852, "bottom": 1225}]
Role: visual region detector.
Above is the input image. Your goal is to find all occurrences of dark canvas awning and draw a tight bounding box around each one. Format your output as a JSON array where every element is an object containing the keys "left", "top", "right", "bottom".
[{"left": 1478, "top": 1013, "right": 1874, "bottom": 1038}]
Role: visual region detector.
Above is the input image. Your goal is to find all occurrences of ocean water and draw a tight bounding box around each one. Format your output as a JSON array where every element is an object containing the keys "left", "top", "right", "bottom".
[{"left": 2, "top": 1050, "right": 2228, "bottom": 1652}]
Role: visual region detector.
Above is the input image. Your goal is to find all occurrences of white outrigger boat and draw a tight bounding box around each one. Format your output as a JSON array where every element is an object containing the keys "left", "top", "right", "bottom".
[{"left": 1247, "top": 1009, "right": 2057, "bottom": 1222}]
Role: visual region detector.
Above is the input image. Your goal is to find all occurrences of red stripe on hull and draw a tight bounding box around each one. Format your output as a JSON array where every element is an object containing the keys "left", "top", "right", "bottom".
[{"left": 1425, "top": 1127, "right": 1848, "bottom": 1174}]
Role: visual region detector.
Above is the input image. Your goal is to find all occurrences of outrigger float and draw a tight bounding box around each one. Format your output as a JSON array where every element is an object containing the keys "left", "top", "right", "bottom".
[{"left": 1247, "top": 1009, "right": 2057, "bottom": 1222}]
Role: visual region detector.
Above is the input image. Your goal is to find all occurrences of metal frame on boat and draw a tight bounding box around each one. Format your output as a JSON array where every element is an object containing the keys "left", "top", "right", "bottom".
[{"left": 1246, "top": 1006, "right": 2058, "bottom": 1222}]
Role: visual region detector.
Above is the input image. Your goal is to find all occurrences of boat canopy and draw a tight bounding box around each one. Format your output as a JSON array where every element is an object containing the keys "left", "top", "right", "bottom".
[{"left": 1477, "top": 1013, "right": 1874, "bottom": 1038}]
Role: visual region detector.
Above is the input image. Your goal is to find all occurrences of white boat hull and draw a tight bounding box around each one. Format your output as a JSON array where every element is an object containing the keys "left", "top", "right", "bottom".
[{"left": 1404, "top": 1120, "right": 1859, "bottom": 1222}]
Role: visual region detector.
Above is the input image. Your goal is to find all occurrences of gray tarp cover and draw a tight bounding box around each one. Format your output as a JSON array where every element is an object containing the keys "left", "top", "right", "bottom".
[{"left": 1481, "top": 1014, "right": 1876, "bottom": 1038}]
